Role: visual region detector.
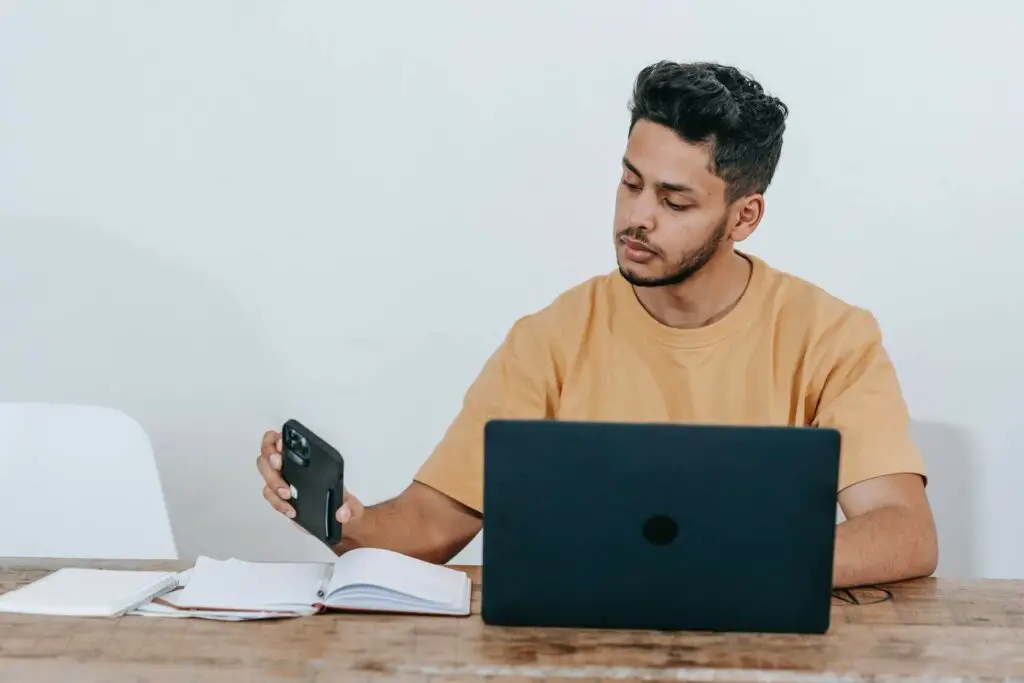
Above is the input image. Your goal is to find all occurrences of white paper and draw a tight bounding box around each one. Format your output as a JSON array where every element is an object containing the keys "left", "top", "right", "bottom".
[
  {"left": 132, "top": 586, "right": 313, "bottom": 620},
  {"left": 127, "top": 549, "right": 471, "bottom": 619},
  {"left": 0, "top": 568, "right": 177, "bottom": 617},
  {"left": 170, "top": 556, "right": 329, "bottom": 611},
  {"left": 326, "top": 548, "right": 470, "bottom": 609}
]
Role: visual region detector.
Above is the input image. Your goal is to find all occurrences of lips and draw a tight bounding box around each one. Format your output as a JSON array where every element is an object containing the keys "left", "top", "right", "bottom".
[{"left": 622, "top": 237, "right": 654, "bottom": 254}]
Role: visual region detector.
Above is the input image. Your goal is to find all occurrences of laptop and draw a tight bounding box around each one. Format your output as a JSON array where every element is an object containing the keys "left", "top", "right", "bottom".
[{"left": 480, "top": 419, "right": 841, "bottom": 634}]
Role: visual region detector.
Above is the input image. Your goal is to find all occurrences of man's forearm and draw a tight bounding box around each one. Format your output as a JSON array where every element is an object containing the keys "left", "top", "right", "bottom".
[
  {"left": 832, "top": 504, "right": 938, "bottom": 588},
  {"left": 331, "top": 499, "right": 451, "bottom": 563},
  {"left": 331, "top": 485, "right": 481, "bottom": 564}
]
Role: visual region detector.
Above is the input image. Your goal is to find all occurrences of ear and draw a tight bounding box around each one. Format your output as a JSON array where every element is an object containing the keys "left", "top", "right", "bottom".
[{"left": 727, "top": 194, "right": 765, "bottom": 242}]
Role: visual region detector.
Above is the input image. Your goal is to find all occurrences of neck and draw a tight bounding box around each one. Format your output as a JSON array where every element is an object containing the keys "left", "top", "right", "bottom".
[{"left": 632, "top": 250, "right": 752, "bottom": 329}]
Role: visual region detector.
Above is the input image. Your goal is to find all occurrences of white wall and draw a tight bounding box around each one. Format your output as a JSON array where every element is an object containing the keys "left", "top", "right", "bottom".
[{"left": 1, "top": 1, "right": 1021, "bottom": 576}]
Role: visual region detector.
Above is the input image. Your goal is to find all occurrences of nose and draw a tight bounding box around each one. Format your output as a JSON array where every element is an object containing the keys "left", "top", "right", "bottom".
[{"left": 626, "top": 191, "right": 657, "bottom": 233}]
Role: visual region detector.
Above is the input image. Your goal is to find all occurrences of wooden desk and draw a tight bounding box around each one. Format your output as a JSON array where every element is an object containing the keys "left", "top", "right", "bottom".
[{"left": 2, "top": 559, "right": 1023, "bottom": 682}]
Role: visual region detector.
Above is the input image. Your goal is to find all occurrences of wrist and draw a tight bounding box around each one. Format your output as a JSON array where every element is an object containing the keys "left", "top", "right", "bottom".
[{"left": 332, "top": 516, "right": 370, "bottom": 556}]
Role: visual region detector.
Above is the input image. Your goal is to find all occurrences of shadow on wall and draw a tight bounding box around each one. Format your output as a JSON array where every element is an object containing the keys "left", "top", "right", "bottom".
[
  {"left": 910, "top": 420, "right": 977, "bottom": 578},
  {"left": 0, "top": 218, "right": 324, "bottom": 562}
]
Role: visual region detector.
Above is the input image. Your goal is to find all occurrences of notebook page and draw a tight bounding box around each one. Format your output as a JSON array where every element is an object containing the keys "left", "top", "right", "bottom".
[
  {"left": 172, "top": 557, "right": 330, "bottom": 610},
  {"left": 325, "top": 548, "right": 468, "bottom": 606},
  {"left": 0, "top": 568, "right": 177, "bottom": 617},
  {"left": 321, "top": 582, "right": 470, "bottom": 614}
]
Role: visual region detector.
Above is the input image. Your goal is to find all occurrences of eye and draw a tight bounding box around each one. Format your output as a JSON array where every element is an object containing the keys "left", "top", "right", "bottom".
[
  {"left": 621, "top": 178, "right": 641, "bottom": 192},
  {"left": 664, "top": 199, "right": 690, "bottom": 211}
]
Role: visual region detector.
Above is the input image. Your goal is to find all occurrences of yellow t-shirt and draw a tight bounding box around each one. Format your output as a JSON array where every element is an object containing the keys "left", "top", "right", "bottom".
[{"left": 414, "top": 253, "right": 925, "bottom": 512}]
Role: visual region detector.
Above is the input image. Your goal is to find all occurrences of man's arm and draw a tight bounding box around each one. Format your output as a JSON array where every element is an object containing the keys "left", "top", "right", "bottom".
[
  {"left": 332, "top": 481, "right": 481, "bottom": 563},
  {"left": 808, "top": 307, "right": 938, "bottom": 588},
  {"left": 833, "top": 472, "right": 938, "bottom": 588}
]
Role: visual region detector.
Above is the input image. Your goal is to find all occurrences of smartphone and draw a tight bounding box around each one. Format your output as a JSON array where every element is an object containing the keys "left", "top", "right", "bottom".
[{"left": 279, "top": 419, "right": 345, "bottom": 547}]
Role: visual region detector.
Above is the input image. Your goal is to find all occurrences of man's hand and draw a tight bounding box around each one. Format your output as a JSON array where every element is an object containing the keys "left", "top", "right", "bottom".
[
  {"left": 255, "top": 429, "right": 479, "bottom": 562},
  {"left": 256, "top": 430, "right": 364, "bottom": 524}
]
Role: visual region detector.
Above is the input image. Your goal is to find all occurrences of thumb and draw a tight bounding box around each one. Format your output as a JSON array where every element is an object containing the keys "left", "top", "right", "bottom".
[{"left": 336, "top": 490, "right": 363, "bottom": 523}]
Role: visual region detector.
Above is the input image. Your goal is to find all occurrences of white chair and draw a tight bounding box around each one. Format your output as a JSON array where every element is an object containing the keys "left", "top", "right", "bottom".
[{"left": 0, "top": 403, "right": 178, "bottom": 559}]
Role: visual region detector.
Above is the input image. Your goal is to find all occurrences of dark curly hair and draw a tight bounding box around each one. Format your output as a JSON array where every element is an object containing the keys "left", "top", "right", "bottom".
[{"left": 628, "top": 61, "right": 789, "bottom": 202}]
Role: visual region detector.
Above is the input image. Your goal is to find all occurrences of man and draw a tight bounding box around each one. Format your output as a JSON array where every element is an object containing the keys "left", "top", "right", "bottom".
[{"left": 257, "top": 61, "right": 938, "bottom": 588}]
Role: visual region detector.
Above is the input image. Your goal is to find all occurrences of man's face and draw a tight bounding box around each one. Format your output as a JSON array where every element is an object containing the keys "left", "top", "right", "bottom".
[{"left": 613, "top": 120, "right": 731, "bottom": 288}]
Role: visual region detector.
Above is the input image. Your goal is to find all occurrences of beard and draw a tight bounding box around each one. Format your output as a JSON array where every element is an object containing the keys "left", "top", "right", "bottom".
[{"left": 617, "top": 215, "right": 728, "bottom": 288}]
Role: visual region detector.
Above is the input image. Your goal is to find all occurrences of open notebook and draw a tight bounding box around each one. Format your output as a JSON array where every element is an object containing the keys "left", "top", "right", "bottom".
[{"left": 132, "top": 547, "right": 471, "bottom": 620}]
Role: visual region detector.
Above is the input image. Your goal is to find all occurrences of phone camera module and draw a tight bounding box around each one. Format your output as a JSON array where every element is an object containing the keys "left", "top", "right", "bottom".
[{"left": 284, "top": 429, "right": 311, "bottom": 466}]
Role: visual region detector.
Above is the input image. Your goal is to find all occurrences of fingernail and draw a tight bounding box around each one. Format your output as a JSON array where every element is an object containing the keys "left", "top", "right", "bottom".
[
  {"left": 286, "top": 508, "right": 295, "bottom": 519},
  {"left": 270, "top": 453, "right": 281, "bottom": 469},
  {"left": 276, "top": 439, "right": 283, "bottom": 452},
  {"left": 277, "top": 487, "right": 290, "bottom": 499},
  {"left": 338, "top": 505, "right": 351, "bottom": 523}
]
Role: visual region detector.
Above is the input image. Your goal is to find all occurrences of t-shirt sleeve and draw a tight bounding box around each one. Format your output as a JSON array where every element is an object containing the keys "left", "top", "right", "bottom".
[
  {"left": 413, "top": 316, "right": 560, "bottom": 512},
  {"left": 812, "top": 308, "right": 927, "bottom": 492}
]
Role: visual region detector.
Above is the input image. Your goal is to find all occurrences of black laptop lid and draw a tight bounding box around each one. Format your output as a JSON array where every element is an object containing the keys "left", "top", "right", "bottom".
[{"left": 481, "top": 420, "right": 840, "bottom": 633}]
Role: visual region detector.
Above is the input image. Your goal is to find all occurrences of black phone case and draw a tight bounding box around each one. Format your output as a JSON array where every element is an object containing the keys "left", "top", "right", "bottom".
[{"left": 279, "top": 419, "right": 345, "bottom": 547}]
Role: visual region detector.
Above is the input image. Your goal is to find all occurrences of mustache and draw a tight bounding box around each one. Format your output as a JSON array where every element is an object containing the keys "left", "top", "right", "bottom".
[{"left": 617, "top": 227, "right": 660, "bottom": 254}]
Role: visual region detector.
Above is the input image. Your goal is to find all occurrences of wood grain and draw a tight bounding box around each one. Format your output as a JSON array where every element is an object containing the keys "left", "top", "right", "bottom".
[{"left": 2, "top": 559, "right": 1023, "bottom": 682}]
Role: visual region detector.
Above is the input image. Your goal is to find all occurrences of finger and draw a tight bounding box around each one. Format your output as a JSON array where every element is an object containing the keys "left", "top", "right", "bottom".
[
  {"left": 336, "top": 494, "right": 363, "bottom": 523},
  {"left": 256, "top": 452, "right": 290, "bottom": 498},
  {"left": 261, "top": 431, "right": 282, "bottom": 470},
  {"left": 263, "top": 484, "right": 295, "bottom": 518},
  {"left": 347, "top": 494, "right": 364, "bottom": 519},
  {"left": 336, "top": 504, "right": 351, "bottom": 523},
  {"left": 261, "top": 430, "right": 280, "bottom": 453}
]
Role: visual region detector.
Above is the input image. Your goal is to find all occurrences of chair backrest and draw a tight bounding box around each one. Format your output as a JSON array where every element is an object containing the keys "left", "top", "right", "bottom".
[{"left": 0, "top": 403, "right": 178, "bottom": 559}]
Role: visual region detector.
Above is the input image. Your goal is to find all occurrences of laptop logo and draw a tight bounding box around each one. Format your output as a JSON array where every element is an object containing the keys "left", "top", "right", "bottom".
[{"left": 642, "top": 515, "right": 678, "bottom": 545}]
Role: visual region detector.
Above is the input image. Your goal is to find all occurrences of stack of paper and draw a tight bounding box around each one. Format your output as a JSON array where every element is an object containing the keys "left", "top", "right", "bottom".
[{"left": 0, "top": 567, "right": 179, "bottom": 617}]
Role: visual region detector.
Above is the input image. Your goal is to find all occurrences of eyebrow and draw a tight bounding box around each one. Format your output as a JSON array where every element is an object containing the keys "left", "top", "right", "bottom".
[{"left": 622, "top": 157, "right": 697, "bottom": 195}]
